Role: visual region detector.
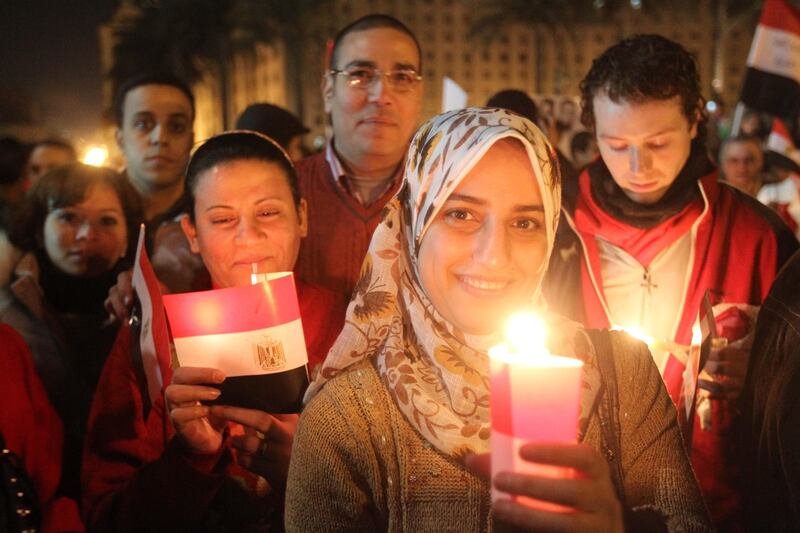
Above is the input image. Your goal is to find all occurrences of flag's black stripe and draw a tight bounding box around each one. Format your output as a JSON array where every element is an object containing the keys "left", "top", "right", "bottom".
[
  {"left": 740, "top": 67, "right": 800, "bottom": 119},
  {"left": 205, "top": 365, "right": 310, "bottom": 413}
]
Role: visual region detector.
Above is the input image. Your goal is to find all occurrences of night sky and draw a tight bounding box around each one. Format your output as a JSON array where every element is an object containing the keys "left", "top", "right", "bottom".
[{"left": 1, "top": 1, "right": 119, "bottom": 143}]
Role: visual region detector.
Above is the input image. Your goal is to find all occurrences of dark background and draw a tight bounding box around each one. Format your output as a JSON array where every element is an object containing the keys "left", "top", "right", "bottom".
[{"left": 1, "top": 1, "right": 119, "bottom": 141}]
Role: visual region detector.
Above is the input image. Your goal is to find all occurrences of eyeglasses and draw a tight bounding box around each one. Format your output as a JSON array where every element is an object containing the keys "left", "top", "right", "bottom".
[{"left": 329, "top": 66, "right": 422, "bottom": 92}]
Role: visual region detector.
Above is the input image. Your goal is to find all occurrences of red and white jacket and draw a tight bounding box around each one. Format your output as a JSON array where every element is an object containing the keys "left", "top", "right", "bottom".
[{"left": 545, "top": 161, "right": 798, "bottom": 529}]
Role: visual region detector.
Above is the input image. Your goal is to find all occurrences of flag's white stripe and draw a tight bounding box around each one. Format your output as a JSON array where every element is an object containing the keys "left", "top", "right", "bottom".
[
  {"left": 132, "top": 230, "right": 163, "bottom": 403},
  {"left": 768, "top": 130, "right": 792, "bottom": 153},
  {"left": 173, "top": 318, "right": 308, "bottom": 377},
  {"left": 747, "top": 25, "right": 800, "bottom": 82}
]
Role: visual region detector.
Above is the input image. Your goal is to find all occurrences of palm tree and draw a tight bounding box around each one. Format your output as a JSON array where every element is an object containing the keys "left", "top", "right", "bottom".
[{"left": 109, "top": 0, "right": 326, "bottom": 127}]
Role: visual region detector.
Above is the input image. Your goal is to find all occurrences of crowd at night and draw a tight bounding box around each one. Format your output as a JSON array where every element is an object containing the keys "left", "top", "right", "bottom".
[{"left": 2, "top": 1, "right": 800, "bottom": 532}]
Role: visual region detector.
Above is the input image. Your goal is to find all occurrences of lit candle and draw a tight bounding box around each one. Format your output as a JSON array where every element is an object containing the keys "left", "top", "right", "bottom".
[
  {"left": 611, "top": 324, "right": 690, "bottom": 359},
  {"left": 489, "top": 313, "right": 583, "bottom": 512}
]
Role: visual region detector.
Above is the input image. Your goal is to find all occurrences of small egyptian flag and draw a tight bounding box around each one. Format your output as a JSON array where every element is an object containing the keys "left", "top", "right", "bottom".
[
  {"left": 677, "top": 291, "right": 715, "bottom": 450},
  {"left": 766, "top": 118, "right": 800, "bottom": 173},
  {"left": 740, "top": 0, "right": 800, "bottom": 119},
  {"left": 162, "top": 272, "right": 309, "bottom": 413},
  {"left": 131, "top": 224, "right": 172, "bottom": 404}
]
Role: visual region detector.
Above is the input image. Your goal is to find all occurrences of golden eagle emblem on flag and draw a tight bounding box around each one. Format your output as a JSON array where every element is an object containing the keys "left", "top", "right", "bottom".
[{"left": 253, "top": 336, "right": 287, "bottom": 370}]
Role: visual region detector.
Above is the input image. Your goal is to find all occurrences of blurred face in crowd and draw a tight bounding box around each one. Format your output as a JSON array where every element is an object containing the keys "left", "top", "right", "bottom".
[
  {"left": 28, "top": 145, "right": 76, "bottom": 182},
  {"left": 593, "top": 93, "right": 698, "bottom": 204},
  {"left": 286, "top": 135, "right": 305, "bottom": 163},
  {"left": 558, "top": 100, "right": 578, "bottom": 126},
  {"left": 116, "top": 84, "right": 194, "bottom": 195},
  {"left": 323, "top": 27, "right": 423, "bottom": 171},
  {"left": 418, "top": 139, "right": 548, "bottom": 336},
  {"left": 181, "top": 159, "right": 308, "bottom": 288},
  {"left": 43, "top": 183, "right": 128, "bottom": 277},
  {"left": 720, "top": 139, "right": 763, "bottom": 194},
  {"left": 740, "top": 112, "right": 763, "bottom": 138}
]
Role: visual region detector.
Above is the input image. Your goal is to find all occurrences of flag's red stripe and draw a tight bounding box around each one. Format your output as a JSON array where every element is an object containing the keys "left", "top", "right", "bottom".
[
  {"left": 164, "top": 274, "right": 301, "bottom": 337},
  {"left": 491, "top": 365, "right": 514, "bottom": 434},
  {"left": 759, "top": 0, "right": 800, "bottom": 35},
  {"left": 773, "top": 118, "right": 792, "bottom": 141},
  {"left": 138, "top": 243, "right": 173, "bottom": 383}
]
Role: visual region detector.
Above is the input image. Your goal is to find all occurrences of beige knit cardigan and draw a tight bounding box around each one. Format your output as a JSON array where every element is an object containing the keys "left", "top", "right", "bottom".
[{"left": 285, "top": 332, "right": 711, "bottom": 532}]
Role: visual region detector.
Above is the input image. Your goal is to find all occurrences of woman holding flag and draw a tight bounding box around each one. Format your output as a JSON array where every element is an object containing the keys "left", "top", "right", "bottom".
[{"left": 81, "top": 132, "right": 345, "bottom": 532}]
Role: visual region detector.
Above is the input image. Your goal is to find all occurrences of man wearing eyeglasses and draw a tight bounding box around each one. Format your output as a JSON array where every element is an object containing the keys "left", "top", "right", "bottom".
[{"left": 295, "top": 14, "right": 424, "bottom": 298}]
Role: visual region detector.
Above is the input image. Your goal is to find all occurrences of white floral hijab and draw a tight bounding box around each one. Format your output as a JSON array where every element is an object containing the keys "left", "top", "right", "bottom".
[{"left": 305, "top": 108, "right": 599, "bottom": 458}]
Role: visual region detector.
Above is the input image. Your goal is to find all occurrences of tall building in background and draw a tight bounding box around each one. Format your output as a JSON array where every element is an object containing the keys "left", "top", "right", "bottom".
[{"left": 99, "top": 0, "right": 758, "bottom": 145}]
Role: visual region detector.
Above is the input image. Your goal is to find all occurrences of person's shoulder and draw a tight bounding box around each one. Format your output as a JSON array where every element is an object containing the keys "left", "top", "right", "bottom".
[
  {"left": 296, "top": 278, "right": 347, "bottom": 322},
  {"left": 586, "top": 328, "right": 653, "bottom": 378},
  {"left": 717, "top": 181, "right": 799, "bottom": 261},
  {"left": 305, "top": 360, "right": 383, "bottom": 422},
  {"left": 0, "top": 324, "right": 31, "bottom": 372},
  {"left": 769, "top": 250, "right": 800, "bottom": 299},
  {"left": 717, "top": 181, "right": 792, "bottom": 234},
  {"left": 297, "top": 278, "right": 342, "bottom": 306},
  {"left": 295, "top": 151, "right": 328, "bottom": 178}
]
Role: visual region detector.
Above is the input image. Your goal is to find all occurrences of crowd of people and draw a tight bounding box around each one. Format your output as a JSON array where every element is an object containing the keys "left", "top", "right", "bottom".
[{"left": 1, "top": 12, "right": 800, "bottom": 533}]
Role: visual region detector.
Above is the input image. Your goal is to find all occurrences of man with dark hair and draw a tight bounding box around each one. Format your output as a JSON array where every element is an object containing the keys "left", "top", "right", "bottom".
[
  {"left": 486, "top": 89, "right": 576, "bottom": 182},
  {"left": 544, "top": 34, "right": 797, "bottom": 529},
  {"left": 108, "top": 72, "right": 204, "bottom": 296},
  {"left": 570, "top": 130, "right": 598, "bottom": 171},
  {"left": 235, "top": 103, "right": 310, "bottom": 162},
  {"left": 114, "top": 72, "right": 195, "bottom": 226},
  {"left": 26, "top": 138, "right": 77, "bottom": 183},
  {"left": 295, "top": 13, "right": 423, "bottom": 297}
]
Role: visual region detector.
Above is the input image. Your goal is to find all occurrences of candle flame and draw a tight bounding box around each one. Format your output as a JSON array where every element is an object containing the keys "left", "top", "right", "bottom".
[
  {"left": 489, "top": 312, "right": 581, "bottom": 367},
  {"left": 506, "top": 312, "right": 546, "bottom": 355},
  {"left": 691, "top": 324, "right": 702, "bottom": 345}
]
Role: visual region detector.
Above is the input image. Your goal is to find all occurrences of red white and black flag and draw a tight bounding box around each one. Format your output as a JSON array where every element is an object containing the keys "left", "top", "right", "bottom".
[
  {"left": 740, "top": 0, "right": 800, "bottom": 119},
  {"left": 766, "top": 118, "right": 800, "bottom": 172},
  {"left": 162, "top": 272, "right": 310, "bottom": 413},
  {"left": 131, "top": 224, "right": 173, "bottom": 404}
]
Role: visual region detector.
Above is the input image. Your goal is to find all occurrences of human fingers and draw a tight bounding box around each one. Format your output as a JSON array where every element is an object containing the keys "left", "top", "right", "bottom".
[
  {"left": 104, "top": 285, "right": 128, "bottom": 323},
  {"left": 211, "top": 407, "right": 297, "bottom": 443},
  {"left": 492, "top": 498, "right": 578, "bottom": 532},
  {"left": 494, "top": 472, "right": 586, "bottom": 509},
  {"left": 519, "top": 442, "right": 606, "bottom": 479},
  {"left": 170, "top": 404, "right": 212, "bottom": 427},
  {"left": 171, "top": 366, "right": 226, "bottom": 386},
  {"left": 165, "top": 384, "right": 221, "bottom": 406},
  {"left": 464, "top": 453, "right": 491, "bottom": 479},
  {"left": 229, "top": 433, "right": 263, "bottom": 457}
]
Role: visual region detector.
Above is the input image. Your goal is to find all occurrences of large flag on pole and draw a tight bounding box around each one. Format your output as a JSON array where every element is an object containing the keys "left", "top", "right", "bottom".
[
  {"left": 132, "top": 224, "right": 172, "bottom": 404},
  {"left": 740, "top": 0, "right": 800, "bottom": 119}
]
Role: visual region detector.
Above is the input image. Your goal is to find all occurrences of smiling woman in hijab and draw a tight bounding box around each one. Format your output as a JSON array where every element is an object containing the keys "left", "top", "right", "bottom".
[{"left": 285, "top": 108, "right": 710, "bottom": 532}]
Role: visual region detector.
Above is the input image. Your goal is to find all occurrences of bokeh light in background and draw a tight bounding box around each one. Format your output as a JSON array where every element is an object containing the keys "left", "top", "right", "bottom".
[{"left": 82, "top": 145, "right": 108, "bottom": 167}]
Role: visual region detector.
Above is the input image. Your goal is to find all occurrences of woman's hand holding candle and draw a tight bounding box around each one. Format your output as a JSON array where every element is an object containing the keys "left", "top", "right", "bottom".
[
  {"left": 165, "top": 366, "right": 227, "bottom": 454},
  {"left": 466, "top": 444, "right": 623, "bottom": 532},
  {"left": 494, "top": 443, "right": 623, "bottom": 532}
]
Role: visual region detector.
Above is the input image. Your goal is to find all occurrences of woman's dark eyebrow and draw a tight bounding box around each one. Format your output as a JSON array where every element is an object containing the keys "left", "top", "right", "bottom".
[
  {"left": 447, "top": 193, "right": 544, "bottom": 212},
  {"left": 514, "top": 204, "right": 544, "bottom": 213}
]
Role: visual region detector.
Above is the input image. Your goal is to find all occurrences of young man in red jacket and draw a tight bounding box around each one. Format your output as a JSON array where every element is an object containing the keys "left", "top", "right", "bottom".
[
  {"left": 543, "top": 34, "right": 798, "bottom": 529},
  {"left": 294, "top": 14, "right": 424, "bottom": 298}
]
